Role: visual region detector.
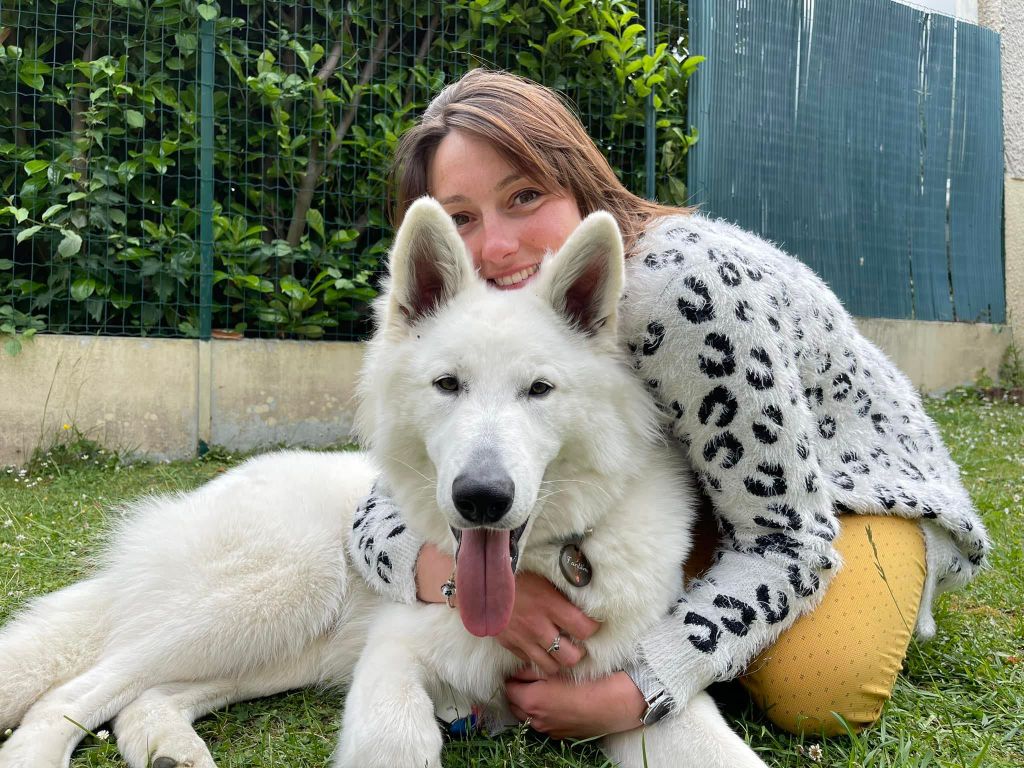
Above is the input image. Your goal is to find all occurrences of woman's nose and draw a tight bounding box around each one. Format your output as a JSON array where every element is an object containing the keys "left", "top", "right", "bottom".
[{"left": 478, "top": 216, "right": 517, "bottom": 268}]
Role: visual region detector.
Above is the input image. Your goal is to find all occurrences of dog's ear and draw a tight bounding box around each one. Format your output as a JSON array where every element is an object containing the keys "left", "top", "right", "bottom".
[
  {"left": 539, "top": 211, "right": 624, "bottom": 338},
  {"left": 386, "top": 197, "right": 473, "bottom": 328}
]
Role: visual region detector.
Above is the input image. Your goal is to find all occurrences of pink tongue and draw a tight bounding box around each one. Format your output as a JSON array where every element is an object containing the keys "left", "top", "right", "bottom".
[{"left": 456, "top": 528, "right": 515, "bottom": 637}]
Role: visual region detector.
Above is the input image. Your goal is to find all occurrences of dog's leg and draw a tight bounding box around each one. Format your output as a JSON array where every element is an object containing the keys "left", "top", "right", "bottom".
[
  {"left": 113, "top": 680, "right": 234, "bottom": 768},
  {"left": 333, "top": 624, "right": 443, "bottom": 768},
  {"left": 0, "top": 652, "right": 149, "bottom": 768},
  {"left": 601, "top": 690, "right": 768, "bottom": 768},
  {"left": 0, "top": 579, "right": 111, "bottom": 730},
  {"left": 114, "top": 647, "right": 329, "bottom": 768}
]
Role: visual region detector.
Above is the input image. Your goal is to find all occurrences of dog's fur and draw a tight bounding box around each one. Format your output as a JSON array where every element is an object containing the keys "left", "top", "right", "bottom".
[{"left": 0, "top": 200, "right": 766, "bottom": 768}]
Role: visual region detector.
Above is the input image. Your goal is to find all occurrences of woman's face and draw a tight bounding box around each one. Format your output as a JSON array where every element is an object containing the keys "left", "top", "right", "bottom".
[{"left": 427, "top": 129, "right": 582, "bottom": 290}]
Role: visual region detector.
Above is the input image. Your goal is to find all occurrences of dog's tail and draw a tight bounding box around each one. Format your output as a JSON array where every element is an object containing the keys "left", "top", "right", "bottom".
[{"left": 0, "top": 577, "right": 112, "bottom": 728}]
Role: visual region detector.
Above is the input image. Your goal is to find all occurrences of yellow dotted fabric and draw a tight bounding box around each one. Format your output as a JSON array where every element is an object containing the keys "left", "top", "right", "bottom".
[{"left": 739, "top": 514, "right": 926, "bottom": 735}]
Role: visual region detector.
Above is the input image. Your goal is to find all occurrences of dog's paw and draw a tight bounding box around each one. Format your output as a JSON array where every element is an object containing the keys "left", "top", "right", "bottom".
[
  {"left": 149, "top": 756, "right": 217, "bottom": 768},
  {"left": 148, "top": 754, "right": 217, "bottom": 768},
  {"left": 116, "top": 727, "right": 218, "bottom": 768},
  {"left": 333, "top": 718, "right": 444, "bottom": 768},
  {"left": 0, "top": 727, "right": 67, "bottom": 768}
]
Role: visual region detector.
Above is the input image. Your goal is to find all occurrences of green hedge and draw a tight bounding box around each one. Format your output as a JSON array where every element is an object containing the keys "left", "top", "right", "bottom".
[{"left": 0, "top": 0, "right": 699, "bottom": 352}]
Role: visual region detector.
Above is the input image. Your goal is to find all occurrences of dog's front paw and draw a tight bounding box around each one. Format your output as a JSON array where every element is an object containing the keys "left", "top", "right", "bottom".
[
  {"left": 334, "top": 725, "right": 444, "bottom": 768},
  {"left": 333, "top": 703, "right": 444, "bottom": 768}
]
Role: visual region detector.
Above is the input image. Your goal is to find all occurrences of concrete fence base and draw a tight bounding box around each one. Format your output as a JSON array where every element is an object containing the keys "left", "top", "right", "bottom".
[
  {"left": 0, "top": 321, "right": 1012, "bottom": 467},
  {"left": 0, "top": 336, "right": 364, "bottom": 466}
]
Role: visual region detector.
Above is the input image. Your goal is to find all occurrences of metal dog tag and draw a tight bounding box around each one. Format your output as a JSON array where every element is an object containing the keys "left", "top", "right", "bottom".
[{"left": 559, "top": 543, "right": 592, "bottom": 587}]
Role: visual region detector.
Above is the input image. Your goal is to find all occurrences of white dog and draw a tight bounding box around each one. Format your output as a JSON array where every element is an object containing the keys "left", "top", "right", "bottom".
[{"left": 0, "top": 199, "right": 767, "bottom": 768}]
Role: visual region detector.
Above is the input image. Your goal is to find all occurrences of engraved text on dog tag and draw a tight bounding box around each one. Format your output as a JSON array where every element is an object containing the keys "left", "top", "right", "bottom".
[{"left": 559, "top": 543, "right": 592, "bottom": 587}]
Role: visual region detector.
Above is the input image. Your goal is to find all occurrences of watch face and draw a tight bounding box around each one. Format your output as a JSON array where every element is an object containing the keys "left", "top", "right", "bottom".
[{"left": 641, "top": 695, "right": 672, "bottom": 726}]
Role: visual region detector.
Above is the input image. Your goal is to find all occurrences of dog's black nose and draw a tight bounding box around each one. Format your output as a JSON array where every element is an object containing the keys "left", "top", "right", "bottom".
[{"left": 452, "top": 472, "right": 515, "bottom": 525}]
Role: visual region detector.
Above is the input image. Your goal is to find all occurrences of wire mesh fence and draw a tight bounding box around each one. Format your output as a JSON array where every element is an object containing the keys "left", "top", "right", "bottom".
[{"left": 0, "top": 1, "right": 693, "bottom": 348}]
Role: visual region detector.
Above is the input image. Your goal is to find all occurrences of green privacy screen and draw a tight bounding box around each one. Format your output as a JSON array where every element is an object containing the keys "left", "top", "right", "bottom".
[{"left": 687, "top": 0, "right": 1004, "bottom": 323}]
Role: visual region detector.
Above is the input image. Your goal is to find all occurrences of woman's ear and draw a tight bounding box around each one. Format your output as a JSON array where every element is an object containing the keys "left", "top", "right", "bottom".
[
  {"left": 385, "top": 196, "right": 474, "bottom": 330},
  {"left": 538, "top": 211, "right": 624, "bottom": 338}
]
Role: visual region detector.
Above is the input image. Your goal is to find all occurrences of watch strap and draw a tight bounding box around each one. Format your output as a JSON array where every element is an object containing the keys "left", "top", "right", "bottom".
[{"left": 623, "top": 660, "right": 674, "bottom": 726}]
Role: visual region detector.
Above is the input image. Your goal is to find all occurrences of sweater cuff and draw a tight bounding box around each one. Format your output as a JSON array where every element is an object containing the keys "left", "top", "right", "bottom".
[
  {"left": 638, "top": 613, "right": 720, "bottom": 711},
  {"left": 381, "top": 527, "right": 423, "bottom": 605}
]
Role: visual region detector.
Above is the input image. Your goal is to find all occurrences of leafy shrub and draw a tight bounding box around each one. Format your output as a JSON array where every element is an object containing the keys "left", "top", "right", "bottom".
[
  {"left": 0, "top": 0, "right": 699, "bottom": 346},
  {"left": 997, "top": 340, "right": 1024, "bottom": 389}
]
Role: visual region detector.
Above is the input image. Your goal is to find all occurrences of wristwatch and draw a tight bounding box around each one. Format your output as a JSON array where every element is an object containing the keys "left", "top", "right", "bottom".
[{"left": 623, "top": 661, "right": 674, "bottom": 726}]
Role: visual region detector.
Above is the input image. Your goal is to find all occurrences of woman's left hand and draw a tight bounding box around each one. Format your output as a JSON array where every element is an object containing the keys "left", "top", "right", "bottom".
[{"left": 505, "top": 667, "right": 646, "bottom": 738}]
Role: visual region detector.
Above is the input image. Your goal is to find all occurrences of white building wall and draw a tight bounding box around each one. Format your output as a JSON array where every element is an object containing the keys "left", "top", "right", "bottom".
[
  {"left": 978, "top": 0, "right": 1024, "bottom": 347},
  {"left": 892, "top": 0, "right": 978, "bottom": 22}
]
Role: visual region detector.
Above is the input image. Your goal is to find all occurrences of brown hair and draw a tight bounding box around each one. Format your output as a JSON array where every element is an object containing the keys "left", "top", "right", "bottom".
[{"left": 388, "top": 69, "right": 687, "bottom": 252}]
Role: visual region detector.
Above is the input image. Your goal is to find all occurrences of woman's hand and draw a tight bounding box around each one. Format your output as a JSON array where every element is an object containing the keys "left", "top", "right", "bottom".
[
  {"left": 505, "top": 668, "right": 646, "bottom": 738},
  {"left": 494, "top": 571, "right": 599, "bottom": 675},
  {"left": 415, "top": 544, "right": 599, "bottom": 675}
]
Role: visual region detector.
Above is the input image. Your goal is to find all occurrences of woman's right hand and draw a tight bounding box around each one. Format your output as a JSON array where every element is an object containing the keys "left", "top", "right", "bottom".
[{"left": 415, "top": 543, "right": 600, "bottom": 675}]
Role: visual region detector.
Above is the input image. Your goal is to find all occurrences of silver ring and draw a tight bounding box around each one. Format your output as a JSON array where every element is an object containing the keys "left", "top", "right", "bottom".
[{"left": 546, "top": 633, "right": 562, "bottom": 654}]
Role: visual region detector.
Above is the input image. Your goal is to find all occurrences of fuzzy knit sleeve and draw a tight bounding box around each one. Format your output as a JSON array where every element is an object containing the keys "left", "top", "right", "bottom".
[
  {"left": 348, "top": 483, "right": 423, "bottom": 604},
  {"left": 620, "top": 218, "right": 846, "bottom": 709}
]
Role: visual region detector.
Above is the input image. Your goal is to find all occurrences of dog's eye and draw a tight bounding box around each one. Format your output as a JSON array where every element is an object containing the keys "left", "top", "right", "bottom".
[
  {"left": 528, "top": 380, "right": 554, "bottom": 397},
  {"left": 433, "top": 375, "right": 460, "bottom": 393}
]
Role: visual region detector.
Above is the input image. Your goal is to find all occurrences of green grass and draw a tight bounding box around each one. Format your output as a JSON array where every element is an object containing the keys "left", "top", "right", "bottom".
[{"left": 1, "top": 391, "right": 1021, "bottom": 767}]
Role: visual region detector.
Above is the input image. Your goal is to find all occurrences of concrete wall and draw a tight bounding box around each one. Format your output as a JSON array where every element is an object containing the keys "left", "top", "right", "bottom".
[
  {"left": 855, "top": 317, "right": 1011, "bottom": 390},
  {"left": 0, "top": 337, "right": 199, "bottom": 465},
  {"left": 1008, "top": 179, "right": 1024, "bottom": 334},
  {"left": 979, "top": 0, "right": 1024, "bottom": 343},
  {"left": 0, "top": 337, "right": 364, "bottom": 467},
  {"left": 0, "top": 328, "right": 1010, "bottom": 467}
]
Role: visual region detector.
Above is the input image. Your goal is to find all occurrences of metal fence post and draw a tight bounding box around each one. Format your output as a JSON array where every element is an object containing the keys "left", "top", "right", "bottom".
[
  {"left": 645, "top": 0, "right": 656, "bottom": 201},
  {"left": 198, "top": 19, "right": 215, "bottom": 340}
]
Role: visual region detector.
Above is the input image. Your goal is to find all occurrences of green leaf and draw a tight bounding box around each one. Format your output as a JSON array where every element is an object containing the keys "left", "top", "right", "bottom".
[
  {"left": 67, "top": 191, "right": 88, "bottom": 203},
  {"left": 110, "top": 292, "right": 134, "bottom": 309},
  {"left": 666, "top": 176, "right": 688, "bottom": 206},
  {"left": 71, "top": 277, "right": 97, "bottom": 301},
  {"left": 4, "top": 338, "right": 22, "bottom": 356},
  {"left": 306, "top": 208, "right": 325, "bottom": 240},
  {"left": 125, "top": 109, "right": 146, "bottom": 128},
  {"left": 58, "top": 230, "right": 84, "bottom": 258},
  {"left": 16, "top": 225, "right": 42, "bottom": 243},
  {"left": 24, "top": 159, "right": 50, "bottom": 175},
  {"left": 280, "top": 275, "right": 306, "bottom": 299},
  {"left": 19, "top": 73, "right": 44, "bottom": 90},
  {"left": 197, "top": 3, "right": 218, "bottom": 21},
  {"left": 19, "top": 59, "right": 51, "bottom": 76},
  {"left": 41, "top": 204, "right": 67, "bottom": 222},
  {"left": 0, "top": 259, "right": 14, "bottom": 270},
  {"left": 176, "top": 33, "right": 198, "bottom": 56}
]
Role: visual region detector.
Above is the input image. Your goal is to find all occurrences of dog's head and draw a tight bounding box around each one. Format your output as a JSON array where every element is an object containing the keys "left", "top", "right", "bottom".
[{"left": 357, "top": 197, "right": 634, "bottom": 637}]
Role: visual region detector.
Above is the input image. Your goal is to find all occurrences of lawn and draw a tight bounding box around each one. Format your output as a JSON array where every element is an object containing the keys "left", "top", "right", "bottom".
[{"left": 1, "top": 390, "right": 1021, "bottom": 767}]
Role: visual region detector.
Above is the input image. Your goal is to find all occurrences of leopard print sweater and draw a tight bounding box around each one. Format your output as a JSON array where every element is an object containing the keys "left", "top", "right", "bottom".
[{"left": 349, "top": 213, "right": 990, "bottom": 711}]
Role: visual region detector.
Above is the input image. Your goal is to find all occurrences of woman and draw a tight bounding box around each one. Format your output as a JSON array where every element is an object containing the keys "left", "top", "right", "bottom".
[{"left": 349, "top": 69, "right": 989, "bottom": 739}]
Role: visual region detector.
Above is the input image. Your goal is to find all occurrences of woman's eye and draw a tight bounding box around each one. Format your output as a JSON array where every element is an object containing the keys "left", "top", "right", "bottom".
[
  {"left": 450, "top": 213, "right": 470, "bottom": 227},
  {"left": 433, "top": 375, "right": 460, "bottom": 393},
  {"left": 514, "top": 189, "right": 541, "bottom": 206},
  {"left": 528, "top": 380, "right": 553, "bottom": 397}
]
